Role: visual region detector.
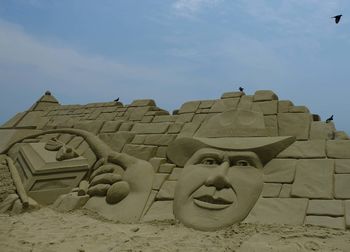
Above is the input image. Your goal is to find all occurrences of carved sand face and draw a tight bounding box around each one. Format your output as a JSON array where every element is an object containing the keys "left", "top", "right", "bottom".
[{"left": 173, "top": 148, "right": 264, "bottom": 231}]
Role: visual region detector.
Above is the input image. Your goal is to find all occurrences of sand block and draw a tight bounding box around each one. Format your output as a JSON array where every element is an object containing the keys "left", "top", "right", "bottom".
[
  {"left": 288, "top": 106, "right": 309, "bottom": 113},
  {"left": 152, "top": 174, "right": 168, "bottom": 190},
  {"left": 279, "top": 184, "right": 292, "bottom": 198},
  {"left": 237, "top": 95, "right": 253, "bottom": 110},
  {"left": 152, "top": 115, "right": 176, "bottom": 123},
  {"left": 155, "top": 146, "right": 167, "bottom": 158},
  {"left": 335, "top": 159, "right": 350, "bottom": 174},
  {"left": 118, "top": 122, "right": 133, "bottom": 131},
  {"left": 261, "top": 183, "right": 282, "bottom": 198},
  {"left": 158, "top": 163, "right": 175, "bottom": 173},
  {"left": 175, "top": 113, "right": 194, "bottom": 123},
  {"left": 305, "top": 216, "right": 345, "bottom": 229},
  {"left": 334, "top": 174, "right": 350, "bottom": 199},
  {"left": 168, "top": 168, "right": 183, "bottom": 181},
  {"left": 209, "top": 98, "right": 240, "bottom": 113},
  {"left": 199, "top": 100, "right": 215, "bottom": 109},
  {"left": 253, "top": 90, "right": 278, "bottom": 101},
  {"left": 53, "top": 192, "right": 89, "bottom": 212},
  {"left": 278, "top": 113, "right": 312, "bottom": 140},
  {"left": 129, "top": 107, "right": 151, "bottom": 121},
  {"left": 131, "top": 135, "right": 146, "bottom": 145},
  {"left": 264, "top": 115, "right": 278, "bottom": 136},
  {"left": 221, "top": 91, "right": 243, "bottom": 99},
  {"left": 192, "top": 114, "right": 207, "bottom": 124},
  {"left": 122, "top": 144, "right": 157, "bottom": 161},
  {"left": 345, "top": 200, "right": 350, "bottom": 229},
  {"left": 178, "top": 101, "right": 201, "bottom": 114},
  {"left": 292, "top": 159, "right": 334, "bottom": 199},
  {"left": 144, "top": 134, "right": 176, "bottom": 146},
  {"left": 252, "top": 100, "right": 278, "bottom": 115},
  {"left": 1, "top": 112, "right": 26, "bottom": 128},
  {"left": 244, "top": 198, "right": 308, "bottom": 225},
  {"left": 310, "top": 121, "right": 335, "bottom": 140},
  {"left": 16, "top": 111, "right": 44, "bottom": 128},
  {"left": 149, "top": 157, "right": 167, "bottom": 172},
  {"left": 74, "top": 120, "right": 104, "bottom": 134},
  {"left": 278, "top": 100, "right": 293, "bottom": 113},
  {"left": 87, "top": 108, "right": 104, "bottom": 120},
  {"left": 196, "top": 109, "right": 267, "bottom": 137},
  {"left": 307, "top": 200, "right": 344, "bottom": 217},
  {"left": 132, "top": 123, "right": 171, "bottom": 134},
  {"left": 263, "top": 159, "right": 296, "bottom": 183},
  {"left": 140, "top": 116, "right": 153, "bottom": 123},
  {"left": 156, "top": 181, "right": 177, "bottom": 200},
  {"left": 100, "top": 120, "right": 123, "bottom": 133},
  {"left": 177, "top": 122, "right": 201, "bottom": 138},
  {"left": 277, "top": 140, "right": 326, "bottom": 158},
  {"left": 327, "top": 140, "right": 350, "bottom": 158},
  {"left": 96, "top": 112, "right": 116, "bottom": 121},
  {"left": 129, "top": 99, "right": 156, "bottom": 107},
  {"left": 142, "top": 200, "right": 174, "bottom": 222},
  {"left": 168, "top": 123, "right": 184, "bottom": 134},
  {"left": 99, "top": 132, "right": 135, "bottom": 152}
]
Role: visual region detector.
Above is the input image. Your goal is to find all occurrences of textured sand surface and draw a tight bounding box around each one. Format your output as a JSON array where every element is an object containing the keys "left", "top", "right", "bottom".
[{"left": 0, "top": 208, "right": 350, "bottom": 252}]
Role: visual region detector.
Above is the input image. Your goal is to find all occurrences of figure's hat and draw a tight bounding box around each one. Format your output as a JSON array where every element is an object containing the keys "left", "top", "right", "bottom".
[{"left": 167, "top": 109, "right": 295, "bottom": 167}]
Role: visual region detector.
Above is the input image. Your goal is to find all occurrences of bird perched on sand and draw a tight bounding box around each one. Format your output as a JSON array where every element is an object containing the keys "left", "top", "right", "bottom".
[
  {"left": 332, "top": 14, "right": 342, "bottom": 24},
  {"left": 239, "top": 87, "right": 244, "bottom": 92},
  {"left": 114, "top": 97, "right": 120, "bottom": 102},
  {"left": 326, "top": 115, "right": 334, "bottom": 123}
]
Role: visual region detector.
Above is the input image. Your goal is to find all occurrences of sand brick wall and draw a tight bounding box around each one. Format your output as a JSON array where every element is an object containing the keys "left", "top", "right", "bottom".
[{"left": 2, "top": 89, "right": 350, "bottom": 229}]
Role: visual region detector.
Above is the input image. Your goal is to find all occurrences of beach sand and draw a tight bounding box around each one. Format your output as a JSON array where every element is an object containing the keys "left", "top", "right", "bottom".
[{"left": 1, "top": 207, "right": 350, "bottom": 252}]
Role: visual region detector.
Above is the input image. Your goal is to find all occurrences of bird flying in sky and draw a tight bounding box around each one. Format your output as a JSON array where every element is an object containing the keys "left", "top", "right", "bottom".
[{"left": 332, "top": 14, "right": 342, "bottom": 24}]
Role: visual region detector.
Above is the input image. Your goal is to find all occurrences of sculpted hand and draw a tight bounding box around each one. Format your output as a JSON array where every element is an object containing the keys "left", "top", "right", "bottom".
[{"left": 87, "top": 151, "right": 147, "bottom": 204}]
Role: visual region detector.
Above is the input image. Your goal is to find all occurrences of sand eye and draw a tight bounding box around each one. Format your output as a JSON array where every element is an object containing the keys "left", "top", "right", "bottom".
[
  {"left": 236, "top": 160, "right": 250, "bottom": 166},
  {"left": 200, "top": 157, "right": 219, "bottom": 165}
]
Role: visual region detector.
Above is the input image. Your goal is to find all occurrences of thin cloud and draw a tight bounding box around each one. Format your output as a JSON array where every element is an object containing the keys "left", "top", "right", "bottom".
[
  {"left": 237, "top": 0, "right": 342, "bottom": 34},
  {"left": 172, "top": 0, "right": 222, "bottom": 18},
  {"left": 0, "top": 20, "right": 161, "bottom": 87}
]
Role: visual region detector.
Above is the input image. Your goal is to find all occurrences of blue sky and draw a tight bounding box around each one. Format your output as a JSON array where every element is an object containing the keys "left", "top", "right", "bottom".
[{"left": 0, "top": 0, "right": 350, "bottom": 133}]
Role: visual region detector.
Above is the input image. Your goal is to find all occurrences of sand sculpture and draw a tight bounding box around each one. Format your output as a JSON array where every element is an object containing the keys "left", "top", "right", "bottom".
[
  {"left": 167, "top": 110, "right": 295, "bottom": 230},
  {"left": 0, "top": 89, "right": 350, "bottom": 231}
]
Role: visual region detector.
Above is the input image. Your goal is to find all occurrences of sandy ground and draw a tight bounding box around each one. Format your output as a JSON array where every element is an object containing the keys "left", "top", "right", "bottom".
[{"left": 0, "top": 208, "right": 350, "bottom": 252}]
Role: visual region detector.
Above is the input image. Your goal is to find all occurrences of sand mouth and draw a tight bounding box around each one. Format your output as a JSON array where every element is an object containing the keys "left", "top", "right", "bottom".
[{"left": 193, "top": 195, "right": 233, "bottom": 210}]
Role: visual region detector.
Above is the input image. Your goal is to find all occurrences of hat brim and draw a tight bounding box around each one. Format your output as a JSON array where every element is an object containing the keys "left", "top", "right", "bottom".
[{"left": 167, "top": 136, "right": 295, "bottom": 167}]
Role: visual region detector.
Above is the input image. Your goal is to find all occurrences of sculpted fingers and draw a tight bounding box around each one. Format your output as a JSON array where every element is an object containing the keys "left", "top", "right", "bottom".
[
  {"left": 87, "top": 162, "right": 126, "bottom": 200},
  {"left": 90, "top": 163, "right": 124, "bottom": 181},
  {"left": 87, "top": 184, "right": 110, "bottom": 197},
  {"left": 90, "top": 173, "right": 122, "bottom": 187}
]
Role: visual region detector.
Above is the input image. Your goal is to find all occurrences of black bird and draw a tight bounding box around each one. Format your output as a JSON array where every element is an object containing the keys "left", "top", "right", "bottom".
[
  {"left": 114, "top": 97, "right": 120, "bottom": 102},
  {"left": 239, "top": 87, "right": 244, "bottom": 92},
  {"left": 332, "top": 14, "right": 342, "bottom": 24},
  {"left": 326, "top": 115, "right": 334, "bottom": 123}
]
